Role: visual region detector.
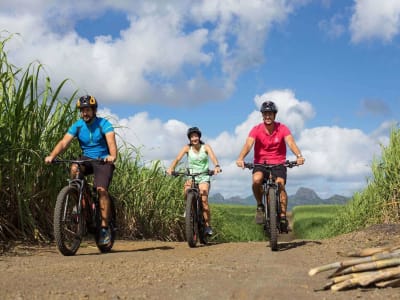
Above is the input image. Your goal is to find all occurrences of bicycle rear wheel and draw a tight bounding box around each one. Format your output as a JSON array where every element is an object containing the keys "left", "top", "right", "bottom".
[
  {"left": 185, "top": 191, "right": 198, "bottom": 248},
  {"left": 54, "top": 185, "right": 83, "bottom": 256},
  {"left": 268, "top": 188, "right": 279, "bottom": 251}
]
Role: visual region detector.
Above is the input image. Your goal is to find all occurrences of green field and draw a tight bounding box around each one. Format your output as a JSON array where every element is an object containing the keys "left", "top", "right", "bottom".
[
  {"left": 210, "top": 204, "right": 265, "bottom": 242},
  {"left": 292, "top": 205, "right": 343, "bottom": 239},
  {"left": 210, "top": 203, "right": 342, "bottom": 242}
]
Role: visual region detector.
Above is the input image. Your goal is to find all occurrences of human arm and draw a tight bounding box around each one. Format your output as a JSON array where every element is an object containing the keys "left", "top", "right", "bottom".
[
  {"left": 44, "top": 133, "right": 74, "bottom": 163},
  {"left": 205, "top": 144, "right": 221, "bottom": 174},
  {"left": 285, "top": 134, "right": 305, "bottom": 165},
  {"left": 104, "top": 131, "right": 118, "bottom": 163},
  {"left": 166, "top": 145, "right": 190, "bottom": 175},
  {"left": 236, "top": 136, "right": 255, "bottom": 168}
]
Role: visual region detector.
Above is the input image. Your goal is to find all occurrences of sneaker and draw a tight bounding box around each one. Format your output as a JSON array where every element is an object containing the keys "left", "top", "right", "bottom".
[
  {"left": 255, "top": 204, "right": 265, "bottom": 224},
  {"left": 280, "top": 217, "right": 289, "bottom": 233},
  {"left": 205, "top": 226, "right": 213, "bottom": 236},
  {"left": 98, "top": 227, "right": 111, "bottom": 245}
]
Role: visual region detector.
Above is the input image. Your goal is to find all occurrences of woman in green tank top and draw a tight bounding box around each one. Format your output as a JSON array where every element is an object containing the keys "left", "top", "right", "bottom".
[{"left": 167, "top": 127, "right": 222, "bottom": 236}]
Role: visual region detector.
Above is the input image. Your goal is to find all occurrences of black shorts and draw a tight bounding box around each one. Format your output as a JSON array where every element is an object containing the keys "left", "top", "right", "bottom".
[
  {"left": 253, "top": 164, "right": 287, "bottom": 183},
  {"left": 79, "top": 156, "right": 115, "bottom": 189}
]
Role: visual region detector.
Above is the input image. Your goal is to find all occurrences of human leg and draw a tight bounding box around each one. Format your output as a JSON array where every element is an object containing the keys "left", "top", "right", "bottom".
[
  {"left": 199, "top": 182, "right": 210, "bottom": 225},
  {"left": 93, "top": 163, "right": 115, "bottom": 244},
  {"left": 252, "top": 169, "right": 265, "bottom": 224}
]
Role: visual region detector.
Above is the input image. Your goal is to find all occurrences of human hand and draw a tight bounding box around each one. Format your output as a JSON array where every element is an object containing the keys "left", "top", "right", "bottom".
[
  {"left": 105, "top": 155, "right": 116, "bottom": 163},
  {"left": 236, "top": 160, "right": 244, "bottom": 168},
  {"left": 44, "top": 156, "right": 54, "bottom": 164},
  {"left": 214, "top": 166, "right": 222, "bottom": 175},
  {"left": 296, "top": 156, "right": 305, "bottom": 165}
]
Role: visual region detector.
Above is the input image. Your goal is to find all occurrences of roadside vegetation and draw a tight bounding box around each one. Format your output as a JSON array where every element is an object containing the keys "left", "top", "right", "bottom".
[
  {"left": 292, "top": 205, "right": 342, "bottom": 240},
  {"left": 0, "top": 34, "right": 399, "bottom": 246},
  {"left": 0, "top": 35, "right": 186, "bottom": 243},
  {"left": 210, "top": 204, "right": 264, "bottom": 242},
  {"left": 325, "top": 128, "right": 400, "bottom": 237}
]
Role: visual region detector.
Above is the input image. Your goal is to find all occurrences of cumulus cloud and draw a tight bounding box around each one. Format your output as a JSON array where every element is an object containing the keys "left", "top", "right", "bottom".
[
  {"left": 350, "top": 0, "right": 400, "bottom": 43},
  {"left": 100, "top": 89, "right": 384, "bottom": 198},
  {"left": 0, "top": 0, "right": 298, "bottom": 106}
]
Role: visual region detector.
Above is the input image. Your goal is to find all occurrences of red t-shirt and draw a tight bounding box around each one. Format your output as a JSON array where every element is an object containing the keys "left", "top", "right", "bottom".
[{"left": 249, "top": 122, "right": 291, "bottom": 164}]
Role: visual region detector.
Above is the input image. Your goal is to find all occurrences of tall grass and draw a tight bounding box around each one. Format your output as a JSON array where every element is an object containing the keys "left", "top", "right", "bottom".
[
  {"left": 0, "top": 35, "right": 78, "bottom": 241},
  {"left": 0, "top": 35, "right": 186, "bottom": 243},
  {"left": 327, "top": 127, "right": 400, "bottom": 236},
  {"left": 110, "top": 147, "right": 186, "bottom": 241}
]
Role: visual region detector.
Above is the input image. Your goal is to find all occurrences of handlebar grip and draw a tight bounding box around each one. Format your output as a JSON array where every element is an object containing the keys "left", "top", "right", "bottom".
[{"left": 243, "top": 163, "right": 254, "bottom": 169}]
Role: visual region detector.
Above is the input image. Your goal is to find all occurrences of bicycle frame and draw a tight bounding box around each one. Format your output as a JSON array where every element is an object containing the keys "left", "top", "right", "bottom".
[
  {"left": 56, "top": 160, "right": 96, "bottom": 228},
  {"left": 171, "top": 169, "right": 215, "bottom": 247},
  {"left": 244, "top": 160, "right": 298, "bottom": 251},
  {"left": 52, "top": 158, "right": 116, "bottom": 255}
]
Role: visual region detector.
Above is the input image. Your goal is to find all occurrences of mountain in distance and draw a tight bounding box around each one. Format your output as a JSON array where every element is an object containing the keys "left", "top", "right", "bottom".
[{"left": 209, "top": 187, "right": 350, "bottom": 210}]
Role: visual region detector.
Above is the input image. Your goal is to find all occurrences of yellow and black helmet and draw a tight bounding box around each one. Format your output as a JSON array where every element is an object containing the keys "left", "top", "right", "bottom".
[{"left": 76, "top": 95, "right": 98, "bottom": 109}]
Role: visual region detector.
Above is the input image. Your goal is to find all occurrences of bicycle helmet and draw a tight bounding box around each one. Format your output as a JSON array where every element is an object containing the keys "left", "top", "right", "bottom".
[
  {"left": 260, "top": 101, "right": 278, "bottom": 113},
  {"left": 187, "top": 127, "right": 202, "bottom": 139},
  {"left": 76, "top": 95, "right": 98, "bottom": 109}
]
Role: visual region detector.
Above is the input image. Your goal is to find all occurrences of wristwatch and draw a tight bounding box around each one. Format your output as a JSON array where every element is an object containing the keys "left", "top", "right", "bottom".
[{"left": 296, "top": 154, "right": 303, "bottom": 158}]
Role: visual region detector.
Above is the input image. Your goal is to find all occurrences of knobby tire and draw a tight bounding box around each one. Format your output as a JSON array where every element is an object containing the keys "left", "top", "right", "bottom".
[
  {"left": 185, "top": 191, "right": 198, "bottom": 248},
  {"left": 268, "top": 188, "right": 279, "bottom": 251},
  {"left": 54, "top": 185, "right": 82, "bottom": 256}
]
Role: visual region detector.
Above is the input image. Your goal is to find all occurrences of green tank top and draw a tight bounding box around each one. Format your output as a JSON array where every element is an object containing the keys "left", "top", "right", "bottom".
[{"left": 188, "top": 144, "right": 210, "bottom": 183}]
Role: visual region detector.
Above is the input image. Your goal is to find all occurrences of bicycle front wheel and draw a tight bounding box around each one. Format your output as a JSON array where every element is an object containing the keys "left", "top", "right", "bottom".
[
  {"left": 54, "top": 185, "right": 83, "bottom": 256},
  {"left": 185, "top": 191, "right": 198, "bottom": 248},
  {"left": 268, "top": 188, "right": 279, "bottom": 251}
]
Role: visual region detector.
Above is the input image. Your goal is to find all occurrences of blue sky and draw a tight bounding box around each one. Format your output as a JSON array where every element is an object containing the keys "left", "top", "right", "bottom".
[{"left": 1, "top": 0, "right": 399, "bottom": 199}]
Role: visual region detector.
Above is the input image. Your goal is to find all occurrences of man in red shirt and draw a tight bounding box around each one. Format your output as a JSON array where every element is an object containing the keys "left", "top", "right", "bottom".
[{"left": 236, "top": 101, "right": 305, "bottom": 229}]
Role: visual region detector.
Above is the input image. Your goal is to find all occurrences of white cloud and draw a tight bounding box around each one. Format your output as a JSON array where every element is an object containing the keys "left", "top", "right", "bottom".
[
  {"left": 0, "top": 0, "right": 297, "bottom": 106},
  {"left": 350, "top": 0, "right": 400, "bottom": 43},
  {"left": 104, "top": 89, "right": 383, "bottom": 199}
]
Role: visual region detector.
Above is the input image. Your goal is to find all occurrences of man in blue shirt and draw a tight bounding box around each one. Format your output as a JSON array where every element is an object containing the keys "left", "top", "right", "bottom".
[{"left": 45, "top": 95, "right": 118, "bottom": 245}]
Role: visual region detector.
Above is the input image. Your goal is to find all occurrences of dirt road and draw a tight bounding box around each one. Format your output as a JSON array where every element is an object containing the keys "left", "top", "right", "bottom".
[{"left": 1, "top": 224, "right": 400, "bottom": 299}]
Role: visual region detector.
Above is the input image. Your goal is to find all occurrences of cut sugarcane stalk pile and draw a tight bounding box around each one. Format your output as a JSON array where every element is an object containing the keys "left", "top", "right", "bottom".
[{"left": 308, "top": 245, "right": 400, "bottom": 291}]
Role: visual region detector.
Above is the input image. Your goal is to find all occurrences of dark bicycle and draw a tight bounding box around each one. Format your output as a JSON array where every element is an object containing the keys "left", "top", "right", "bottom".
[
  {"left": 171, "top": 169, "right": 217, "bottom": 248},
  {"left": 244, "top": 160, "right": 298, "bottom": 251},
  {"left": 52, "top": 159, "right": 117, "bottom": 256}
]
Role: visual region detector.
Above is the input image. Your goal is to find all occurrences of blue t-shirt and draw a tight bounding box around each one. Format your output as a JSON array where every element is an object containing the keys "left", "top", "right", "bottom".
[{"left": 68, "top": 117, "right": 114, "bottom": 159}]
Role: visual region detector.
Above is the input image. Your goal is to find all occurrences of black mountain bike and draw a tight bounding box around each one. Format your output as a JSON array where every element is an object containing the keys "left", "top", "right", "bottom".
[
  {"left": 172, "top": 169, "right": 217, "bottom": 248},
  {"left": 244, "top": 160, "right": 298, "bottom": 251},
  {"left": 52, "top": 159, "right": 117, "bottom": 256}
]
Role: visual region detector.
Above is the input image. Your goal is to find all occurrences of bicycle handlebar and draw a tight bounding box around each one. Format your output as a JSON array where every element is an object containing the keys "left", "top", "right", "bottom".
[
  {"left": 170, "top": 169, "right": 220, "bottom": 177},
  {"left": 243, "top": 160, "right": 298, "bottom": 170},
  {"left": 52, "top": 158, "right": 106, "bottom": 165}
]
